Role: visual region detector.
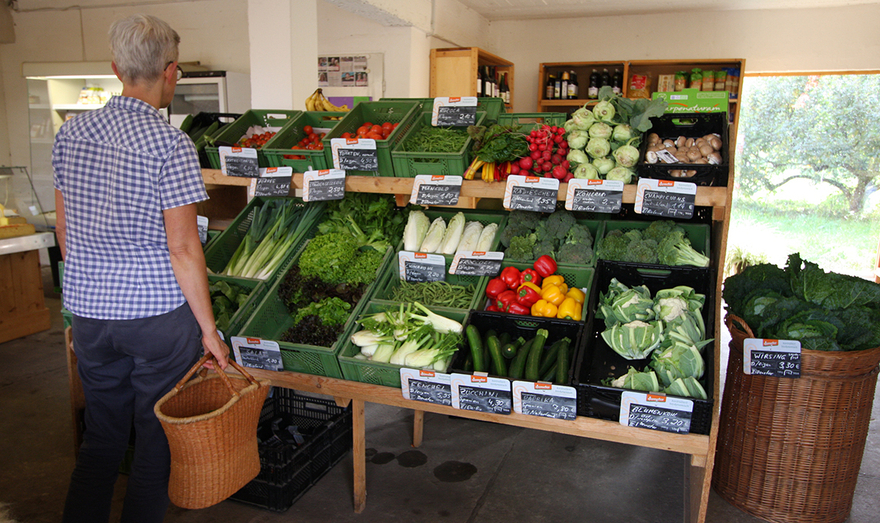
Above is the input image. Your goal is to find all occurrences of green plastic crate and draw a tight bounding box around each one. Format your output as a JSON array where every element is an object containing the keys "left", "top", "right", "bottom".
[
  {"left": 418, "top": 209, "right": 509, "bottom": 255},
  {"left": 501, "top": 217, "right": 604, "bottom": 268},
  {"left": 237, "top": 244, "right": 394, "bottom": 378},
  {"left": 369, "top": 256, "right": 487, "bottom": 311},
  {"left": 382, "top": 97, "right": 506, "bottom": 121},
  {"left": 478, "top": 261, "right": 595, "bottom": 322},
  {"left": 261, "top": 111, "right": 347, "bottom": 171},
  {"left": 337, "top": 301, "right": 469, "bottom": 388},
  {"left": 390, "top": 111, "right": 487, "bottom": 178},
  {"left": 202, "top": 197, "right": 325, "bottom": 288},
  {"left": 320, "top": 101, "right": 421, "bottom": 176},
  {"left": 597, "top": 220, "right": 711, "bottom": 268},
  {"left": 208, "top": 274, "right": 266, "bottom": 341},
  {"left": 205, "top": 110, "right": 301, "bottom": 169},
  {"left": 497, "top": 112, "right": 567, "bottom": 130}
]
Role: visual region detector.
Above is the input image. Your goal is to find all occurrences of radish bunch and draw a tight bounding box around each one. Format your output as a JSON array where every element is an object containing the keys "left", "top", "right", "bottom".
[{"left": 509, "top": 125, "right": 573, "bottom": 182}]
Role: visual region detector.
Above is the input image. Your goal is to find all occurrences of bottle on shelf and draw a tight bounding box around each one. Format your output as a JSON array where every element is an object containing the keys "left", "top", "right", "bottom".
[
  {"left": 600, "top": 68, "right": 611, "bottom": 89},
  {"left": 612, "top": 68, "right": 623, "bottom": 95},
  {"left": 490, "top": 66, "right": 499, "bottom": 98},
  {"left": 500, "top": 72, "right": 510, "bottom": 104},
  {"left": 587, "top": 69, "right": 600, "bottom": 99},
  {"left": 545, "top": 74, "right": 555, "bottom": 99},
  {"left": 554, "top": 74, "right": 562, "bottom": 99},
  {"left": 568, "top": 70, "right": 578, "bottom": 99},
  {"left": 560, "top": 71, "right": 570, "bottom": 100},
  {"left": 478, "top": 66, "right": 486, "bottom": 97}
]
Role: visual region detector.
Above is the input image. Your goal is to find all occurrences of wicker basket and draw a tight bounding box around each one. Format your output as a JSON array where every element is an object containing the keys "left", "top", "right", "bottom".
[
  {"left": 713, "top": 314, "right": 880, "bottom": 523},
  {"left": 154, "top": 355, "right": 270, "bottom": 509}
]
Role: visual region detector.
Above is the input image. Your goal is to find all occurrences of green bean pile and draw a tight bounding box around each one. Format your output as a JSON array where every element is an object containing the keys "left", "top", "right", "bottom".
[
  {"left": 400, "top": 126, "right": 468, "bottom": 153},
  {"left": 390, "top": 281, "right": 476, "bottom": 309}
]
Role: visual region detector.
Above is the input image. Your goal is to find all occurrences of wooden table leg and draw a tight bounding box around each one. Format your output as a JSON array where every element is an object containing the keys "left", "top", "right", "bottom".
[
  {"left": 352, "top": 399, "right": 366, "bottom": 513},
  {"left": 688, "top": 453, "right": 709, "bottom": 523},
  {"left": 412, "top": 410, "right": 424, "bottom": 448}
]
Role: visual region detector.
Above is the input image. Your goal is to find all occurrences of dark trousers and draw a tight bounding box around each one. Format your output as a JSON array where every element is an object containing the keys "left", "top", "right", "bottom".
[{"left": 63, "top": 304, "right": 202, "bottom": 523}]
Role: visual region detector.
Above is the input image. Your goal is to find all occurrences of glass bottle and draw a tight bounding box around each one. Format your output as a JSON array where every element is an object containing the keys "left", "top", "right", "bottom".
[
  {"left": 545, "top": 74, "right": 555, "bottom": 99},
  {"left": 568, "top": 71, "right": 578, "bottom": 99},
  {"left": 587, "top": 69, "right": 600, "bottom": 99},
  {"left": 561, "top": 71, "right": 570, "bottom": 100}
]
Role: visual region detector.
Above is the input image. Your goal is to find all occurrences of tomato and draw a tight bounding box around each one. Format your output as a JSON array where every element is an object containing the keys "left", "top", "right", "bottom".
[
  {"left": 365, "top": 132, "right": 384, "bottom": 141},
  {"left": 308, "top": 133, "right": 318, "bottom": 142},
  {"left": 341, "top": 132, "right": 352, "bottom": 139},
  {"left": 363, "top": 122, "right": 373, "bottom": 129},
  {"left": 356, "top": 127, "right": 369, "bottom": 138},
  {"left": 370, "top": 125, "right": 383, "bottom": 135},
  {"left": 381, "top": 122, "right": 393, "bottom": 133},
  {"left": 392, "top": 122, "right": 399, "bottom": 129},
  {"left": 303, "top": 125, "right": 313, "bottom": 135}
]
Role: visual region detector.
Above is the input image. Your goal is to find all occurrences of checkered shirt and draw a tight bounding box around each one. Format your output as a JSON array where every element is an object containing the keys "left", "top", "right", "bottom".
[{"left": 53, "top": 96, "right": 208, "bottom": 320}]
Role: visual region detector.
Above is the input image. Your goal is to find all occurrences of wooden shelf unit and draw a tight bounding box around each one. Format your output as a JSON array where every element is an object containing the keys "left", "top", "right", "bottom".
[{"left": 430, "top": 47, "right": 514, "bottom": 110}]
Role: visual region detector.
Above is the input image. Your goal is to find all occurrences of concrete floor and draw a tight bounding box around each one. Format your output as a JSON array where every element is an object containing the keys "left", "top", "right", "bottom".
[{"left": 1, "top": 267, "right": 878, "bottom": 523}]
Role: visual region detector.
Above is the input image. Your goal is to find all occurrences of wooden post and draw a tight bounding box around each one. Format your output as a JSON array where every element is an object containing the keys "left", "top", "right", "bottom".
[
  {"left": 412, "top": 410, "right": 424, "bottom": 448},
  {"left": 352, "top": 398, "right": 367, "bottom": 513}
]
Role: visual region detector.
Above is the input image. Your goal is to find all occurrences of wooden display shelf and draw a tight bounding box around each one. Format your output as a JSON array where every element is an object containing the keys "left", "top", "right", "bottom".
[{"left": 430, "top": 47, "right": 515, "bottom": 110}]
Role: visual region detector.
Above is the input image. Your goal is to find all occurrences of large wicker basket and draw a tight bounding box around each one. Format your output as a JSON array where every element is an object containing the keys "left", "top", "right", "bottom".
[
  {"left": 713, "top": 314, "right": 880, "bottom": 523},
  {"left": 154, "top": 355, "right": 270, "bottom": 509}
]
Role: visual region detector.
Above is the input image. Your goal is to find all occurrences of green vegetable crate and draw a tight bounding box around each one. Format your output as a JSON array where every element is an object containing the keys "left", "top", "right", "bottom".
[
  {"left": 261, "top": 111, "right": 347, "bottom": 171},
  {"left": 572, "top": 261, "right": 716, "bottom": 435},
  {"left": 481, "top": 261, "right": 595, "bottom": 323},
  {"left": 598, "top": 219, "right": 711, "bottom": 269},
  {"left": 208, "top": 274, "right": 265, "bottom": 342},
  {"left": 238, "top": 244, "right": 394, "bottom": 378},
  {"left": 203, "top": 196, "right": 325, "bottom": 288},
  {"left": 205, "top": 109, "right": 301, "bottom": 170},
  {"left": 420, "top": 209, "right": 509, "bottom": 255},
  {"left": 337, "top": 300, "right": 469, "bottom": 388},
  {"left": 501, "top": 216, "right": 604, "bottom": 268},
  {"left": 497, "top": 112, "right": 567, "bottom": 131},
  {"left": 381, "top": 97, "right": 506, "bottom": 121},
  {"left": 390, "top": 111, "right": 487, "bottom": 178},
  {"left": 320, "top": 101, "right": 421, "bottom": 176},
  {"left": 369, "top": 258, "right": 487, "bottom": 312}
]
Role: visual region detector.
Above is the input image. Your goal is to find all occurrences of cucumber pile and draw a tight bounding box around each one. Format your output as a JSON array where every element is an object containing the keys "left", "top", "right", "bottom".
[{"left": 464, "top": 325, "right": 572, "bottom": 384}]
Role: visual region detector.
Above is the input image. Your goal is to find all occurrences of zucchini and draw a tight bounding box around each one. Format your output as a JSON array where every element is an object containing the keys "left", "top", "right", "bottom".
[
  {"left": 542, "top": 361, "right": 558, "bottom": 383},
  {"left": 466, "top": 324, "right": 486, "bottom": 373},
  {"left": 524, "top": 329, "right": 549, "bottom": 381},
  {"left": 179, "top": 113, "right": 194, "bottom": 134},
  {"left": 498, "top": 332, "right": 511, "bottom": 349},
  {"left": 556, "top": 338, "right": 571, "bottom": 385},
  {"left": 508, "top": 337, "right": 534, "bottom": 380},
  {"left": 501, "top": 337, "right": 525, "bottom": 360},
  {"left": 486, "top": 333, "right": 507, "bottom": 377},
  {"left": 539, "top": 338, "right": 566, "bottom": 377},
  {"left": 483, "top": 329, "right": 497, "bottom": 369}
]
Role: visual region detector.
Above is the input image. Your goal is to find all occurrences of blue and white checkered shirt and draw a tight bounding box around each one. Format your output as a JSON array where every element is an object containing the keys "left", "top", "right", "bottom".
[{"left": 53, "top": 96, "right": 208, "bottom": 320}]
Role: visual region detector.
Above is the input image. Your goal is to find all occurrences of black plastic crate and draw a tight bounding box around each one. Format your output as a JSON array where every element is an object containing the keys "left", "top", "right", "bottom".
[
  {"left": 572, "top": 260, "right": 716, "bottom": 435},
  {"left": 449, "top": 310, "right": 584, "bottom": 385},
  {"left": 636, "top": 112, "right": 729, "bottom": 187},
  {"left": 187, "top": 112, "right": 241, "bottom": 168},
  {"left": 229, "top": 388, "right": 352, "bottom": 511}
]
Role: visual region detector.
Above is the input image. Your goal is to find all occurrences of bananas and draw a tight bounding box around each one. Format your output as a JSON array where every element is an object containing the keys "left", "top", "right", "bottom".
[{"left": 304, "top": 88, "right": 350, "bottom": 113}]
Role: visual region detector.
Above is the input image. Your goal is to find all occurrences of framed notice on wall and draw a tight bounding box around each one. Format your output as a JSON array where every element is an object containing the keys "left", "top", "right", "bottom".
[{"left": 318, "top": 53, "right": 384, "bottom": 104}]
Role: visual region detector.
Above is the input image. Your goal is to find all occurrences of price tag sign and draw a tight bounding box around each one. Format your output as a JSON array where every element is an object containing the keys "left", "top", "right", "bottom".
[
  {"left": 303, "top": 169, "right": 346, "bottom": 202},
  {"left": 635, "top": 178, "right": 697, "bottom": 219},
  {"left": 432, "top": 97, "right": 478, "bottom": 126},
  {"left": 449, "top": 251, "right": 503, "bottom": 277},
  {"left": 410, "top": 175, "right": 462, "bottom": 206},
  {"left": 503, "top": 175, "right": 560, "bottom": 213},
  {"left": 565, "top": 179, "right": 624, "bottom": 214},
  {"left": 230, "top": 336, "right": 283, "bottom": 371},
  {"left": 512, "top": 381, "right": 577, "bottom": 420},
  {"left": 401, "top": 368, "right": 453, "bottom": 406},
  {"left": 398, "top": 251, "right": 446, "bottom": 283},
  {"left": 197, "top": 215, "right": 209, "bottom": 245},
  {"left": 219, "top": 146, "right": 260, "bottom": 177},
  {"left": 620, "top": 391, "right": 693, "bottom": 434},
  {"left": 744, "top": 338, "right": 801, "bottom": 378},
  {"left": 249, "top": 167, "right": 293, "bottom": 198},
  {"left": 451, "top": 373, "right": 512, "bottom": 415},
  {"left": 330, "top": 138, "right": 378, "bottom": 171}
]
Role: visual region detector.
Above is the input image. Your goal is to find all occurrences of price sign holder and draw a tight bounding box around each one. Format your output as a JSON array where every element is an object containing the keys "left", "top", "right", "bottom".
[
  {"left": 219, "top": 146, "right": 260, "bottom": 178},
  {"left": 410, "top": 175, "right": 462, "bottom": 206},
  {"left": 303, "top": 169, "right": 346, "bottom": 202},
  {"left": 743, "top": 338, "right": 801, "bottom": 378},
  {"left": 512, "top": 381, "right": 577, "bottom": 420},
  {"left": 249, "top": 166, "right": 293, "bottom": 198},
  {"left": 634, "top": 178, "right": 697, "bottom": 219},
  {"left": 565, "top": 179, "right": 624, "bottom": 214},
  {"left": 451, "top": 373, "right": 512, "bottom": 415},
  {"left": 197, "top": 215, "right": 209, "bottom": 245},
  {"left": 503, "top": 175, "right": 560, "bottom": 213},
  {"left": 330, "top": 138, "right": 378, "bottom": 171},
  {"left": 620, "top": 391, "right": 693, "bottom": 434},
  {"left": 449, "top": 251, "right": 503, "bottom": 277},
  {"left": 432, "top": 97, "right": 478, "bottom": 127},
  {"left": 230, "top": 336, "right": 283, "bottom": 372},
  {"left": 398, "top": 251, "right": 446, "bottom": 283},
  {"left": 400, "top": 368, "right": 453, "bottom": 406}
]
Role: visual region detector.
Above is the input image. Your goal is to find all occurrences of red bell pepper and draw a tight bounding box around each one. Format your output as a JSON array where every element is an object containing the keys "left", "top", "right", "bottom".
[
  {"left": 518, "top": 268, "right": 543, "bottom": 288},
  {"left": 516, "top": 282, "right": 542, "bottom": 307},
  {"left": 496, "top": 290, "right": 517, "bottom": 312},
  {"left": 499, "top": 266, "right": 521, "bottom": 290},
  {"left": 485, "top": 277, "right": 508, "bottom": 300},
  {"left": 533, "top": 255, "right": 558, "bottom": 278},
  {"left": 486, "top": 303, "right": 501, "bottom": 312},
  {"left": 507, "top": 301, "right": 530, "bottom": 315}
]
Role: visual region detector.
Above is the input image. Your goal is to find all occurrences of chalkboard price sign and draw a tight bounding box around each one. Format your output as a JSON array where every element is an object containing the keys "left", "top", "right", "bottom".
[
  {"left": 331, "top": 138, "right": 378, "bottom": 171},
  {"left": 400, "top": 369, "right": 452, "bottom": 406},
  {"left": 432, "top": 97, "right": 478, "bottom": 127},
  {"left": 513, "top": 381, "right": 578, "bottom": 421},
  {"left": 197, "top": 215, "right": 209, "bottom": 245},
  {"left": 303, "top": 169, "right": 346, "bottom": 202},
  {"left": 565, "top": 179, "right": 624, "bottom": 214},
  {"left": 452, "top": 373, "right": 512, "bottom": 415},
  {"left": 620, "top": 392, "right": 693, "bottom": 434},
  {"left": 743, "top": 338, "right": 801, "bottom": 378},
  {"left": 635, "top": 179, "right": 697, "bottom": 219},
  {"left": 411, "top": 175, "right": 462, "bottom": 206},
  {"left": 504, "top": 175, "right": 560, "bottom": 213},
  {"left": 220, "top": 147, "right": 260, "bottom": 178},
  {"left": 251, "top": 167, "right": 293, "bottom": 197},
  {"left": 230, "top": 336, "right": 283, "bottom": 372},
  {"left": 449, "top": 251, "right": 503, "bottom": 277},
  {"left": 398, "top": 251, "right": 446, "bottom": 283}
]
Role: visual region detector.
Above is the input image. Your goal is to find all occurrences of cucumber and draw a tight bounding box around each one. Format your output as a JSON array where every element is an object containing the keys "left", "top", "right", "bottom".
[
  {"left": 486, "top": 334, "right": 507, "bottom": 377},
  {"left": 501, "top": 337, "right": 525, "bottom": 360},
  {"left": 483, "top": 329, "right": 497, "bottom": 366},
  {"left": 466, "top": 324, "right": 486, "bottom": 373},
  {"left": 179, "top": 113, "right": 194, "bottom": 134},
  {"left": 508, "top": 337, "right": 534, "bottom": 380},
  {"left": 524, "top": 329, "right": 549, "bottom": 381},
  {"left": 539, "top": 338, "right": 566, "bottom": 377},
  {"left": 556, "top": 338, "right": 571, "bottom": 385}
]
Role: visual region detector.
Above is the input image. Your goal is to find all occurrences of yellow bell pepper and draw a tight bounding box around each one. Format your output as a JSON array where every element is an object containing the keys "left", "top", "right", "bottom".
[
  {"left": 557, "top": 297, "right": 582, "bottom": 321},
  {"left": 566, "top": 287, "right": 586, "bottom": 304},
  {"left": 531, "top": 299, "right": 558, "bottom": 318},
  {"left": 541, "top": 284, "right": 566, "bottom": 306},
  {"left": 541, "top": 275, "right": 565, "bottom": 288}
]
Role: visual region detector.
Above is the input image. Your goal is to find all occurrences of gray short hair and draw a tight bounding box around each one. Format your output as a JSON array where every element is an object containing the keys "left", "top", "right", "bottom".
[{"left": 108, "top": 14, "right": 179, "bottom": 84}]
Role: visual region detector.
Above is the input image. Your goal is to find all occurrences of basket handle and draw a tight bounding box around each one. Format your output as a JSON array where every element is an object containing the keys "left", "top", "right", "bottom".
[
  {"left": 172, "top": 354, "right": 263, "bottom": 397},
  {"left": 725, "top": 314, "right": 756, "bottom": 338}
]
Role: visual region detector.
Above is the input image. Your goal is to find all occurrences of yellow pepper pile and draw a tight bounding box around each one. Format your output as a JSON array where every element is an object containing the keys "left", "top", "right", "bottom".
[{"left": 530, "top": 274, "right": 585, "bottom": 321}]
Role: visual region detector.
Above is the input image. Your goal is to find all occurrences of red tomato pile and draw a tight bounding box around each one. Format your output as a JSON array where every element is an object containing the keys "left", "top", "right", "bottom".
[
  {"left": 340, "top": 121, "right": 398, "bottom": 141},
  {"left": 285, "top": 125, "right": 325, "bottom": 160},
  {"left": 508, "top": 125, "right": 572, "bottom": 182},
  {"left": 236, "top": 131, "right": 276, "bottom": 149}
]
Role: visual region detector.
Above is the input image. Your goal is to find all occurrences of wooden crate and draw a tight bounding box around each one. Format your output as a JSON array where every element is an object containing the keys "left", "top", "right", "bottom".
[{"left": 0, "top": 248, "right": 50, "bottom": 343}]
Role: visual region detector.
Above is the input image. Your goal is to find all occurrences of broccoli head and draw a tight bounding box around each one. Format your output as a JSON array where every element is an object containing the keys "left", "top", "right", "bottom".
[
  {"left": 623, "top": 241, "right": 659, "bottom": 264},
  {"left": 507, "top": 210, "right": 541, "bottom": 231},
  {"left": 533, "top": 238, "right": 557, "bottom": 261},
  {"left": 506, "top": 233, "right": 537, "bottom": 261},
  {"left": 499, "top": 222, "right": 532, "bottom": 248},
  {"left": 596, "top": 230, "right": 630, "bottom": 261},
  {"left": 643, "top": 220, "right": 679, "bottom": 244},
  {"left": 557, "top": 242, "right": 593, "bottom": 265},
  {"left": 565, "top": 223, "right": 593, "bottom": 246},
  {"left": 543, "top": 210, "right": 578, "bottom": 241},
  {"left": 658, "top": 230, "right": 710, "bottom": 267}
]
